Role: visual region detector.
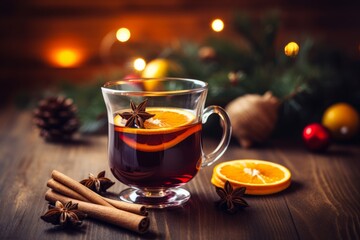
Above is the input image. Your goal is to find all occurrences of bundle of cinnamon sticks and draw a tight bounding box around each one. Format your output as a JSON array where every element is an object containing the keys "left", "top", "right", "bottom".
[{"left": 44, "top": 170, "right": 150, "bottom": 234}]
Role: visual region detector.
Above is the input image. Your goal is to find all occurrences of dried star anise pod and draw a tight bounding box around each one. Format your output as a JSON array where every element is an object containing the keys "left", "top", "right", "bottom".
[
  {"left": 80, "top": 171, "right": 115, "bottom": 193},
  {"left": 119, "top": 99, "right": 155, "bottom": 128},
  {"left": 215, "top": 181, "right": 249, "bottom": 213},
  {"left": 41, "top": 201, "right": 86, "bottom": 227}
]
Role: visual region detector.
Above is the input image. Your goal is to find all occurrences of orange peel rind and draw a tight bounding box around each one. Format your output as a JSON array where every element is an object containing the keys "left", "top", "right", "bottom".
[
  {"left": 114, "top": 107, "right": 201, "bottom": 152},
  {"left": 211, "top": 159, "right": 291, "bottom": 195},
  {"left": 120, "top": 124, "right": 201, "bottom": 152}
]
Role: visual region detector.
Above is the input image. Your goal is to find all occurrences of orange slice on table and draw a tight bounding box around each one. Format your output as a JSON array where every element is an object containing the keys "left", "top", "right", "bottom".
[
  {"left": 114, "top": 108, "right": 201, "bottom": 152},
  {"left": 211, "top": 159, "right": 291, "bottom": 195}
]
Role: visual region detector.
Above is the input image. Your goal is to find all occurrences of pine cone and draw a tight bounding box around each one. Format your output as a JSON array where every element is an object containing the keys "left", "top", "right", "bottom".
[{"left": 34, "top": 96, "right": 80, "bottom": 141}]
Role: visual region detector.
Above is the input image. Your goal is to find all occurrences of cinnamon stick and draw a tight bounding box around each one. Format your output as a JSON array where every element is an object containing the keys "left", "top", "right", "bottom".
[
  {"left": 102, "top": 195, "right": 148, "bottom": 216},
  {"left": 52, "top": 170, "right": 112, "bottom": 207},
  {"left": 47, "top": 178, "right": 147, "bottom": 216},
  {"left": 47, "top": 178, "right": 88, "bottom": 201},
  {"left": 45, "top": 190, "right": 150, "bottom": 234}
]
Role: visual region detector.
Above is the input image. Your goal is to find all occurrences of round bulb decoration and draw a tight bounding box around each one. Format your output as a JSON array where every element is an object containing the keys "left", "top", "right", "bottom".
[
  {"left": 116, "top": 28, "right": 131, "bottom": 42},
  {"left": 133, "top": 58, "right": 146, "bottom": 71},
  {"left": 322, "top": 103, "right": 360, "bottom": 141},
  {"left": 50, "top": 48, "right": 83, "bottom": 68},
  {"left": 302, "top": 123, "right": 331, "bottom": 151},
  {"left": 284, "top": 42, "right": 299, "bottom": 57},
  {"left": 225, "top": 92, "right": 280, "bottom": 148},
  {"left": 141, "top": 58, "right": 184, "bottom": 91},
  {"left": 211, "top": 19, "right": 224, "bottom": 32}
]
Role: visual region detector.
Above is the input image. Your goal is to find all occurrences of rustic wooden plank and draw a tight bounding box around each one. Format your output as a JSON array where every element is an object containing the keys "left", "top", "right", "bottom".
[
  {"left": 0, "top": 110, "right": 146, "bottom": 240},
  {"left": 1, "top": 110, "right": 360, "bottom": 239},
  {"left": 269, "top": 140, "right": 360, "bottom": 239},
  {"left": 216, "top": 143, "right": 300, "bottom": 239}
]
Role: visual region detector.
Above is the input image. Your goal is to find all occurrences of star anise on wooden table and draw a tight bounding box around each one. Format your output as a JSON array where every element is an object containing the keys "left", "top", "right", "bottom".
[
  {"left": 119, "top": 99, "right": 155, "bottom": 128},
  {"left": 215, "top": 181, "right": 249, "bottom": 213},
  {"left": 41, "top": 201, "right": 86, "bottom": 227},
  {"left": 80, "top": 171, "right": 115, "bottom": 193}
]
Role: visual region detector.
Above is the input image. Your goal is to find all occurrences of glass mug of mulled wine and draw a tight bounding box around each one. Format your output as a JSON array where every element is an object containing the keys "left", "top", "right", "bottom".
[{"left": 102, "top": 78, "right": 231, "bottom": 208}]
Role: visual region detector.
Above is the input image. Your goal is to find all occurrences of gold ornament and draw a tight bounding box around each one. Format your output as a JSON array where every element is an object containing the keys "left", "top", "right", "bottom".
[
  {"left": 141, "top": 58, "right": 184, "bottom": 91},
  {"left": 284, "top": 42, "right": 299, "bottom": 57},
  {"left": 225, "top": 92, "right": 280, "bottom": 148},
  {"left": 322, "top": 102, "right": 360, "bottom": 140},
  {"left": 141, "top": 58, "right": 184, "bottom": 79}
]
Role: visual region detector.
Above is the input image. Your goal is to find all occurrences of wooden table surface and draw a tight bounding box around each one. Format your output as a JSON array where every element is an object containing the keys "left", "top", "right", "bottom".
[{"left": 1, "top": 108, "right": 360, "bottom": 240}]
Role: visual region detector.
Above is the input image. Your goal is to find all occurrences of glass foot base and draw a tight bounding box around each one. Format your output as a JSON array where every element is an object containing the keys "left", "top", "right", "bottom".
[{"left": 119, "top": 187, "right": 190, "bottom": 208}]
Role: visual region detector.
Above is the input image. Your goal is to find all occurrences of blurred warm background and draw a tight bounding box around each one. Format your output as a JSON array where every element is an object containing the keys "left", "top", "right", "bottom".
[
  {"left": 1, "top": 0, "right": 360, "bottom": 142},
  {"left": 1, "top": 0, "right": 359, "bottom": 93}
]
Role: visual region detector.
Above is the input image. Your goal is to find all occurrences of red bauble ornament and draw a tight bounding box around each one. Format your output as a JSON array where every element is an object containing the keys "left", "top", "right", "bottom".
[
  {"left": 123, "top": 73, "right": 141, "bottom": 80},
  {"left": 122, "top": 73, "right": 143, "bottom": 91},
  {"left": 302, "top": 123, "right": 331, "bottom": 151}
]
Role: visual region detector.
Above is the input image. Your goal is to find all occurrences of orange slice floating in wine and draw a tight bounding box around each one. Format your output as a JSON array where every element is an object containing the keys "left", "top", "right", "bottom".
[
  {"left": 114, "top": 108, "right": 201, "bottom": 152},
  {"left": 211, "top": 159, "right": 291, "bottom": 195}
]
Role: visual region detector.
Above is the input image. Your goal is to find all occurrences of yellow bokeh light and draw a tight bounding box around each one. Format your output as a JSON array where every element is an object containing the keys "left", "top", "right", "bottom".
[
  {"left": 133, "top": 58, "right": 146, "bottom": 71},
  {"left": 116, "top": 28, "right": 131, "bottom": 42},
  {"left": 52, "top": 48, "right": 81, "bottom": 68},
  {"left": 211, "top": 19, "right": 224, "bottom": 32},
  {"left": 284, "top": 42, "right": 300, "bottom": 57}
]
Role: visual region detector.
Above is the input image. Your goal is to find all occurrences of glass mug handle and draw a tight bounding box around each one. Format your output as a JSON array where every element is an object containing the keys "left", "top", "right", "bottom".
[{"left": 201, "top": 105, "right": 232, "bottom": 168}]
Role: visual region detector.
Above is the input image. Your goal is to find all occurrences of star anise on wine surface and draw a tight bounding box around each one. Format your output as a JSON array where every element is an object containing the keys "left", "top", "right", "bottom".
[
  {"left": 118, "top": 99, "right": 155, "bottom": 128},
  {"left": 80, "top": 171, "right": 115, "bottom": 193},
  {"left": 41, "top": 201, "right": 86, "bottom": 227},
  {"left": 215, "top": 181, "right": 249, "bottom": 213}
]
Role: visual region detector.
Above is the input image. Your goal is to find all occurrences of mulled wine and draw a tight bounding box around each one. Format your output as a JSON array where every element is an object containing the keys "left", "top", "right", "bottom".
[
  {"left": 109, "top": 121, "right": 202, "bottom": 189},
  {"left": 102, "top": 78, "right": 231, "bottom": 208}
]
